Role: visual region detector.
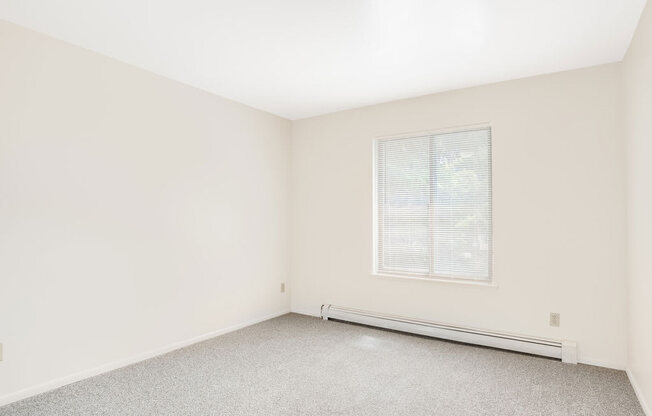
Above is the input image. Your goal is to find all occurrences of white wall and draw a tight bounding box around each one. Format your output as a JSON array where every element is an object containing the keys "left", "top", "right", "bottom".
[
  {"left": 290, "top": 64, "right": 627, "bottom": 368},
  {"left": 0, "top": 20, "right": 290, "bottom": 401},
  {"left": 624, "top": 1, "right": 652, "bottom": 412}
]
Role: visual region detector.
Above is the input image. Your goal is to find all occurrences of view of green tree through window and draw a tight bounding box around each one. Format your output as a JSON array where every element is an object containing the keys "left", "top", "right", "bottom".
[{"left": 375, "top": 127, "right": 492, "bottom": 281}]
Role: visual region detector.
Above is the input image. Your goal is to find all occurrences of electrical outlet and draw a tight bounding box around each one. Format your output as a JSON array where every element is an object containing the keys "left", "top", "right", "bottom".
[
  {"left": 280, "top": 282, "right": 285, "bottom": 293},
  {"left": 550, "top": 313, "right": 560, "bottom": 327}
]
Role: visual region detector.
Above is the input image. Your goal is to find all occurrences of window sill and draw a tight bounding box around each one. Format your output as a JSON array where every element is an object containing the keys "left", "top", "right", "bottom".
[{"left": 371, "top": 272, "right": 498, "bottom": 287}]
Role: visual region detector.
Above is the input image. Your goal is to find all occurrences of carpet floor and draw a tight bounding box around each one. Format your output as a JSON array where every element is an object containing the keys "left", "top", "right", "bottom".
[{"left": 0, "top": 313, "right": 644, "bottom": 415}]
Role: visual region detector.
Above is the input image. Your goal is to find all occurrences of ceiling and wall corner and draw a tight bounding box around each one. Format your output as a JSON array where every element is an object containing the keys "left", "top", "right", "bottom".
[{"left": 0, "top": 0, "right": 647, "bottom": 119}]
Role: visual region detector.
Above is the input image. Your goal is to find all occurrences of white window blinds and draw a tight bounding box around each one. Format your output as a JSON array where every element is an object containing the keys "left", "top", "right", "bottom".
[{"left": 375, "top": 127, "right": 492, "bottom": 281}]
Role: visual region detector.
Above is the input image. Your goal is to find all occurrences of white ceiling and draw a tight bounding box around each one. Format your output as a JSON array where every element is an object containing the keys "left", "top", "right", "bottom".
[{"left": 0, "top": 1, "right": 646, "bottom": 119}]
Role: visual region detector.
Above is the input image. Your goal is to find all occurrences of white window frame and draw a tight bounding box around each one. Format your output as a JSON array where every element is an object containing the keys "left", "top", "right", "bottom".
[{"left": 372, "top": 124, "right": 494, "bottom": 286}]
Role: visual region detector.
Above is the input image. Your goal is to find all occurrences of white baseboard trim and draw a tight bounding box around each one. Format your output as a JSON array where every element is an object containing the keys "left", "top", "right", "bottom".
[
  {"left": 627, "top": 369, "right": 651, "bottom": 416},
  {"left": 290, "top": 307, "right": 321, "bottom": 317},
  {"left": 0, "top": 308, "right": 290, "bottom": 408},
  {"left": 578, "top": 357, "right": 625, "bottom": 371}
]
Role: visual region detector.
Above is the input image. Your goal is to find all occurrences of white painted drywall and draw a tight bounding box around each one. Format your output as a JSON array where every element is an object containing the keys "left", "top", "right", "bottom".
[
  {"left": 623, "top": 0, "right": 652, "bottom": 412},
  {"left": 290, "top": 64, "right": 627, "bottom": 368},
  {"left": 0, "top": 21, "right": 290, "bottom": 400}
]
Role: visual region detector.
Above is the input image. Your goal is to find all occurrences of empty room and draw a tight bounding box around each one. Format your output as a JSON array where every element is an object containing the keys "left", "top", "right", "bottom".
[{"left": 0, "top": 1, "right": 651, "bottom": 415}]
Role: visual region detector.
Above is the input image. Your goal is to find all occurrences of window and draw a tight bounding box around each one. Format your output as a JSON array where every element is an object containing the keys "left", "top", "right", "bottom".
[{"left": 374, "top": 126, "right": 492, "bottom": 282}]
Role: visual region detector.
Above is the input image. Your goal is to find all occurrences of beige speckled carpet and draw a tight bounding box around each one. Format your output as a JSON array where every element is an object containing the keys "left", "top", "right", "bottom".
[{"left": 0, "top": 313, "right": 644, "bottom": 415}]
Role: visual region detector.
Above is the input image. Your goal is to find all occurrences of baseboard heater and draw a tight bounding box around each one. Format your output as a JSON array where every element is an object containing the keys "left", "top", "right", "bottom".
[{"left": 321, "top": 305, "right": 577, "bottom": 364}]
